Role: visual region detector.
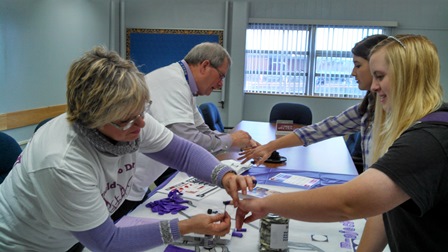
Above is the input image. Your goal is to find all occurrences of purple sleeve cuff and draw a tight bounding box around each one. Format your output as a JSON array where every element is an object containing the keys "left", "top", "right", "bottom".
[{"left": 170, "top": 218, "right": 181, "bottom": 241}]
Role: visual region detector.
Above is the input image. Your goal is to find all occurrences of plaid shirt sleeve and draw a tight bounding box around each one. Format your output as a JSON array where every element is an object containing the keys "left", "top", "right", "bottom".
[{"left": 294, "top": 104, "right": 362, "bottom": 146}]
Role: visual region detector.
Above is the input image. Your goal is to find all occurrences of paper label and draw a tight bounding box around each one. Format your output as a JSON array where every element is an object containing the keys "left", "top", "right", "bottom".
[
  {"left": 269, "top": 173, "right": 320, "bottom": 188},
  {"left": 276, "top": 120, "right": 294, "bottom": 135},
  {"left": 270, "top": 223, "right": 289, "bottom": 249}
]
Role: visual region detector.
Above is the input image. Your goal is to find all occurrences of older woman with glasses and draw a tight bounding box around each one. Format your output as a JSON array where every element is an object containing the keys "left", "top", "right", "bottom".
[
  {"left": 235, "top": 35, "right": 448, "bottom": 251},
  {"left": 0, "top": 46, "right": 256, "bottom": 251}
]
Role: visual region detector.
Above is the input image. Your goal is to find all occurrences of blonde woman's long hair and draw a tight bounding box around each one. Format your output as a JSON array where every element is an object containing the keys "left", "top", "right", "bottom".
[{"left": 370, "top": 35, "right": 443, "bottom": 163}]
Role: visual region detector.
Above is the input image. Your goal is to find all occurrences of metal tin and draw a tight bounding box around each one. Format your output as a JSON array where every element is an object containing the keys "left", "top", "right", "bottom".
[{"left": 259, "top": 214, "right": 289, "bottom": 251}]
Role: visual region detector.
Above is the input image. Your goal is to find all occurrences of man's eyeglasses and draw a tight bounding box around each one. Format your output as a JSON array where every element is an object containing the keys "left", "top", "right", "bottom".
[
  {"left": 211, "top": 65, "right": 226, "bottom": 80},
  {"left": 110, "top": 102, "right": 151, "bottom": 131}
]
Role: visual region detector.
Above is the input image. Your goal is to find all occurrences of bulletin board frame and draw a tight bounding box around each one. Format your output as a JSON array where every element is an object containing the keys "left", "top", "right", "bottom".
[{"left": 126, "top": 28, "right": 224, "bottom": 74}]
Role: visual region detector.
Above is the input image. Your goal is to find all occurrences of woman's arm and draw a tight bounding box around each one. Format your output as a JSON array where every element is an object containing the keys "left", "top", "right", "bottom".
[
  {"left": 145, "top": 134, "right": 256, "bottom": 205},
  {"left": 145, "top": 134, "right": 230, "bottom": 186},
  {"left": 357, "top": 215, "right": 388, "bottom": 252},
  {"left": 295, "top": 104, "right": 362, "bottom": 146},
  {"left": 235, "top": 168, "right": 409, "bottom": 227},
  {"left": 73, "top": 213, "right": 231, "bottom": 251},
  {"left": 72, "top": 217, "right": 178, "bottom": 251},
  {"left": 239, "top": 104, "right": 362, "bottom": 165}
]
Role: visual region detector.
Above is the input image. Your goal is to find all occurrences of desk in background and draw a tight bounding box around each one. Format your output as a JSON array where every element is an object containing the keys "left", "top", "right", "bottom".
[{"left": 217, "top": 120, "right": 358, "bottom": 176}]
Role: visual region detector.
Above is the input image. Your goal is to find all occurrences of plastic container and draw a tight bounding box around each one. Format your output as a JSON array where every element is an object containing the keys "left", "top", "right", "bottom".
[{"left": 259, "top": 213, "right": 289, "bottom": 251}]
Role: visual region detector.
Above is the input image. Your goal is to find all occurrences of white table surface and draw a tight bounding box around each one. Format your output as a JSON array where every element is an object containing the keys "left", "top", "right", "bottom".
[{"left": 119, "top": 172, "right": 390, "bottom": 252}]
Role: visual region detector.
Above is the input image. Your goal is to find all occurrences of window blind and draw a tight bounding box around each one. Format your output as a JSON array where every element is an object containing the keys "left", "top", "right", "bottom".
[{"left": 244, "top": 23, "right": 388, "bottom": 98}]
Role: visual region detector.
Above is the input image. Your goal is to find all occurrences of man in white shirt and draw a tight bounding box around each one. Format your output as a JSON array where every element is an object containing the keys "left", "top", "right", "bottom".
[{"left": 112, "top": 42, "right": 257, "bottom": 220}]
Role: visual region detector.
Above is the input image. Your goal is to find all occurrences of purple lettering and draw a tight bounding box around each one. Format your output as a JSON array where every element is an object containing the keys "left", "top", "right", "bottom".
[
  {"left": 106, "top": 181, "right": 116, "bottom": 190},
  {"left": 342, "top": 221, "right": 355, "bottom": 227},
  {"left": 125, "top": 163, "right": 134, "bottom": 171},
  {"left": 344, "top": 233, "right": 358, "bottom": 239},
  {"left": 340, "top": 239, "right": 352, "bottom": 249},
  {"left": 339, "top": 221, "right": 359, "bottom": 250}
]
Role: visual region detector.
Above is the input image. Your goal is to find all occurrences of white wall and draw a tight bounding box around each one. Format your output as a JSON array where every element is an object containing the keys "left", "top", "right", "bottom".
[{"left": 0, "top": 0, "right": 112, "bottom": 141}]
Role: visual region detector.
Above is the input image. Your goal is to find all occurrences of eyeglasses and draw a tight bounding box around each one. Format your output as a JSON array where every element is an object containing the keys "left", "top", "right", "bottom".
[
  {"left": 110, "top": 111, "right": 145, "bottom": 131},
  {"left": 387, "top": 36, "right": 406, "bottom": 49},
  {"left": 109, "top": 102, "right": 151, "bottom": 131},
  {"left": 211, "top": 65, "right": 226, "bottom": 80}
]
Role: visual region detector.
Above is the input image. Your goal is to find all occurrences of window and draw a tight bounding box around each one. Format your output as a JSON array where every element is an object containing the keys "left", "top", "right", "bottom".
[{"left": 244, "top": 23, "right": 387, "bottom": 98}]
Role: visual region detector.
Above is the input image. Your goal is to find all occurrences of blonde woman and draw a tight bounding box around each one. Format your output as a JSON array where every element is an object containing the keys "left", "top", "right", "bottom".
[
  {"left": 240, "top": 35, "right": 388, "bottom": 173},
  {"left": 0, "top": 46, "right": 255, "bottom": 251},
  {"left": 234, "top": 35, "right": 447, "bottom": 251}
]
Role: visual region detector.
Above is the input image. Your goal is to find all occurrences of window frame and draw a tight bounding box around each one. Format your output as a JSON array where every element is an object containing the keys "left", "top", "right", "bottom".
[{"left": 244, "top": 20, "right": 395, "bottom": 99}]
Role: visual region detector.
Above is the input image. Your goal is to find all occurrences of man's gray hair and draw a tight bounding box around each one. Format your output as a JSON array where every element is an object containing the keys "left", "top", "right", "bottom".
[{"left": 184, "top": 42, "right": 231, "bottom": 68}]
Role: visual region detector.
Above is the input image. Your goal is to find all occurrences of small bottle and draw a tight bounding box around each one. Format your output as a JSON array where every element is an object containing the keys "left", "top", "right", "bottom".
[
  {"left": 203, "top": 209, "right": 215, "bottom": 250},
  {"left": 259, "top": 213, "right": 289, "bottom": 251},
  {"left": 203, "top": 235, "right": 214, "bottom": 250}
]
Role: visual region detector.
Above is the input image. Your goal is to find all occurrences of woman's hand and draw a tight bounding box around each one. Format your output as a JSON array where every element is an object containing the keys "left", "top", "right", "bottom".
[
  {"left": 221, "top": 173, "right": 257, "bottom": 207},
  {"left": 238, "top": 144, "right": 274, "bottom": 166},
  {"left": 234, "top": 198, "right": 269, "bottom": 230},
  {"left": 179, "top": 212, "right": 231, "bottom": 236},
  {"left": 239, "top": 133, "right": 304, "bottom": 166}
]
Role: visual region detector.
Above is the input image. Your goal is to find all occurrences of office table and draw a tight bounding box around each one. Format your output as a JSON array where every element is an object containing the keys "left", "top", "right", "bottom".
[
  {"left": 114, "top": 121, "right": 377, "bottom": 251},
  {"left": 217, "top": 120, "right": 357, "bottom": 176}
]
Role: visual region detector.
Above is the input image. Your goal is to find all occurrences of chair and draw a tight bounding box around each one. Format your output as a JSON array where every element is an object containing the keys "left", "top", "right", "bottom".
[
  {"left": 198, "top": 102, "right": 226, "bottom": 132},
  {"left": 0, "top": 132, "right": 22, "bottom": 183},
  {"left": 346, "top": 132, "right": 364, "bottom": 174},
  {"left": 197, "top": 106, "right": 203, "bottom": 118},
  {"left": 34, "top": 117, "right": 53, "bottom": 133},
  {"left": 269, "top": 103, "right": 313, "bottom": 125}
]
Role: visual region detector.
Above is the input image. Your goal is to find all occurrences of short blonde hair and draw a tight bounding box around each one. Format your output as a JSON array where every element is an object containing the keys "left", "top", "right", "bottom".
[
  {"left": 370, "top": 35, "right": 443, "bottom": 162},
  {"left": 66, "top": 46, "right": 149, "bottom": 128}
]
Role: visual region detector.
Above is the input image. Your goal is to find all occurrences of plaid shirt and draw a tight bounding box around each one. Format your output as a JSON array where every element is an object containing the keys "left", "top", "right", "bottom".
[{"left": 295, "top": 95, "right": 374, "bottom": 171}]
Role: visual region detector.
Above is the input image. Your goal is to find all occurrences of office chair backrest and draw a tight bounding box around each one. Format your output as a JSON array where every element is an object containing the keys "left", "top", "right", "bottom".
[
  {"left": 0, "top": 132, "right": 22, "bottom": 183},
  {"left": 34, "top": 117, "right": 53, "bottom": 133},
  {"left": 269, "top": 102, "right": 313, "bottom": 125},
  {"left": 345, "top": 132, "right": 364, "bottom": 174},
  {"left": 198, "top": 102, "right": 225, "bottom": 132},
  {"left": 197, "top": 106, "right": 203, "bottom": 118}
]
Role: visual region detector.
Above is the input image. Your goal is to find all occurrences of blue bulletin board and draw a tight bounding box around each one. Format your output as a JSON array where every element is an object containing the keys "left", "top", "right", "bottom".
[{"left": 126, "top": 29, "right": 223, "bottom": 74}]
